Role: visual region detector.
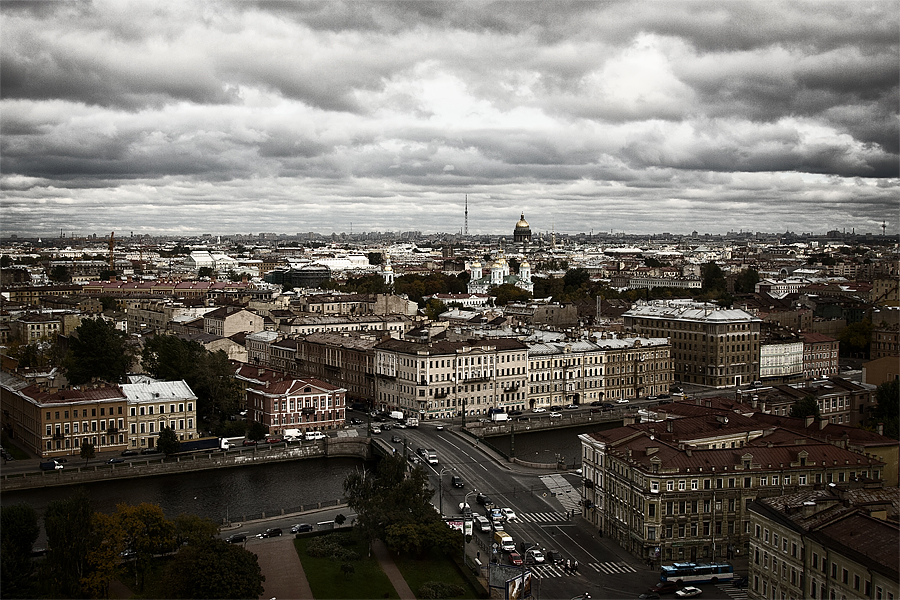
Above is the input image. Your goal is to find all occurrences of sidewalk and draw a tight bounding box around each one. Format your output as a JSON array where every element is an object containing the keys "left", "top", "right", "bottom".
[
  {"left": 253, "top": 537, "right": 314, "bottom": 600},
  {"left": 372, "top": 539, "right": 416, "bottom": 600}
]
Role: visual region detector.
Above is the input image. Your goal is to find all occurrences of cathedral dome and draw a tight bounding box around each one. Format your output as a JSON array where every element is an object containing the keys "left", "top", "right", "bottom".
[{"left": 515, "top": 213, "right": 530, "bottom": 229}]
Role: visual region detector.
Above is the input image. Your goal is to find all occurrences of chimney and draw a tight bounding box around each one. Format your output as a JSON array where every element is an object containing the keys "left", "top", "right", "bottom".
[
  {"left": 819, "top": 418, "right": 828, "bottom": 430},
  {"left": 877, "top": 422, "right": 884, "bottom": 436},
  {"left": 666, "top": 420, "right": 673, "bottom": 433},
  {"left": 805, "top": 415, "right": 815, "bottom": 428},
  {"left": 685, "top": 447, "right": 692, "bottom": 457}
]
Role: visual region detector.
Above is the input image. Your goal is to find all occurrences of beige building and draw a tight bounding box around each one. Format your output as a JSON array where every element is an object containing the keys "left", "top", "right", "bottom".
[
  {"left": 527, "top": 336, "right": 673, "bottom": 407},
  {"left": 578, "top": 415, "right": 886, "bottom": 564},
  {"left": 374, "top": 338, "right": 529, "bottom": 419},
  {"left": 748, "top": 487, "right": 898, "bottom": 600},
  {"left": 120, "top": 379, "right": 199, "bottom": 450},
  {"left": 204, "top": 306, "right": 265, "bottom": 337}
]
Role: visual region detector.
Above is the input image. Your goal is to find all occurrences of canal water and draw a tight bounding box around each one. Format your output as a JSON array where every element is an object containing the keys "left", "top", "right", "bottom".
[{"left": 483, "top": 421, "right": 622, "bottom": 468}]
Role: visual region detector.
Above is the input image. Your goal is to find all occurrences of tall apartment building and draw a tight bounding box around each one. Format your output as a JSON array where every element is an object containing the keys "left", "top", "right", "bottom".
[
  {"left": 747, "top": 487, "right": 898, "bottom": 600},
  {"left": 750, "top": 378, "right": 877, "bottom": 426},
  {"left": 623, "top": 300, "right": 762, "bottom": 388},
  {"left": 526, "top": 336, "right": 673, "bottom": 407},
  {"left": 374, "top": 338, "right": 529, "bottom": 420},
  {"left": 295, "top": 332, "right": 378, "bottom": 404},
  {"left": 578, "top": 415, "right": 885, "bottom": 564}
]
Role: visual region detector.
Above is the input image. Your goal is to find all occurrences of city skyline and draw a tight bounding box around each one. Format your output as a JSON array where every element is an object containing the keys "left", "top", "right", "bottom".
[{"left": 1, "top": 1, "right": 897, "bottom": 239}]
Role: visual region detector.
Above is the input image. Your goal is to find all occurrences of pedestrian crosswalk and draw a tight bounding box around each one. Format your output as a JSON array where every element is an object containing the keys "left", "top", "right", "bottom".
[
  {"left": 539, "top": 474, "right": 583, "bottom": 513},
  {"left": 715, "top": 583, "right": 750, "bottom": 600},
  {"left": 528, "top": 561, "right": 637, "bottom": 578},
  {"left": 588, "top": 561, "right": 638, "bottom": 575},
  {"left": 517, "top": 511, "right": 568, "bottom": 523}
]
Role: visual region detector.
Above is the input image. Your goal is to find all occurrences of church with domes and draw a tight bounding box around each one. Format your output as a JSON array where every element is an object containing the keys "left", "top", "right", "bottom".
[{"left": 466, "top": 213, "right": 535, "bottom": 295}]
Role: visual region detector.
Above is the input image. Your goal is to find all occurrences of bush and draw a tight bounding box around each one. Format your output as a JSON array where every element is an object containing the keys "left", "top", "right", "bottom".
[
  {"left": 417, "top": 581, "right": 465, "bottom": 599},
  {"left": 305, "top": 536, "right": 360, "bottom": 562}
]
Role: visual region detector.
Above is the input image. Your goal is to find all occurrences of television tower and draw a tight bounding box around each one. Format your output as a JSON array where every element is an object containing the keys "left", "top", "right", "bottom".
[{"left": 464, "top": 195, "right": 468, "bottom": 236}]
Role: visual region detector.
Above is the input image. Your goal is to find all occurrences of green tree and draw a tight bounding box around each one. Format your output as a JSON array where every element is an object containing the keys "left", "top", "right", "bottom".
[
  {"left": 62, "top": 317, "right": 134, "bottom": 384},
  {"left": 247, "top": 420, "right": 267, "bottom": 443},
  {"left": 173, "top": 513, "right": 220, "bottom": 547},
  {"left": 424, "top": 298, "right": 448, "bottom": 320},
  {"left": 80, "top": 441, "right": 96, "bottom": 465},
  {"left": 197, "top": 266, "right": 215, "bottom": 278},
  {"left": 367, "top": 252, "right": 384, "bottom": 266},
  {"left": 733, "top": 268, "right": 761, "bottom": 294},
  {"left": 81, "top": 511, "right": 125, "bottom": 599},
  {"left": 344, "top": 453, "right": 439, "bottom": 555},
  {"left": 116, "top": 502, "right": 176, "bottom": 591},
  {"left": 838, "top": 319, "right": 872, "bottom": 357},
  {"left": 157, "top": 426, "right": 180, "bottom": 457},
  {"left": 789, "top": 395, "right": 821, "bottom": 419},
  {"left": 99, "top": 295, "right": 117, "bottom": 311},
  {"left": 701, "top": 262, "right": 727, "bottom": 294},
  {"left": 0, "top": 254, "right": 11, "bottom": 268},
  {"left": 1, "top": 504, "right": 40, "bottom": 598},
  {"left": 493, "top": 283, "right": 532, "bottom": 306},
  {"left": 871, "top": 379, "right": 899, "bottom": 440},
  {"left": 164, "top": 539, "right": 265, "bottom": 599},
  {"left": 49, "top": 264, "right": 71, "bottom": 282},
  {"left": 141, "top": 335, "right": 243, "bottom": 429},
  {"left": 644, "top": 257, "right": 662, "bottom": 268},
  {"left": 44, "top": 489, "right": 93, "bottom": 597}
]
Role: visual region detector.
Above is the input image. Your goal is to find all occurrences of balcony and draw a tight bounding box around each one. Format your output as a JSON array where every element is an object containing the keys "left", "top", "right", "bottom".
[
  {"left": 434, "top": 392, "right": 448, "bottom": 399},
  {"left": 106, "top": 427, "right": 119, "bottom": 435}
]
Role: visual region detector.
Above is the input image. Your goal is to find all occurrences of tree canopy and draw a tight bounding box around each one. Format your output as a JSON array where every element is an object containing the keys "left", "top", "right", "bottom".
[
  {"left": 164, "top": 539, "right": 265, "bottom": 599},
  {"left": 62, "top": 317, "right": 134, "bottom": 384},
  {"left": 157, "top": 426, "right": 180, "bottom": 456},
  {"left": 44, "top": 489, "right": 94, "bottom": 597},
  {"left": 789, "top": 395, "right": 821, "bottom": 419},
  {"left": 141, "top": 334, "right": 243, "bottom": 430},
  {"left": 871, "top": 379, "right": 899, "bottom": 440},
  {"left": 344, "top": 453, "right": 460, "bottom": 556},
  {"left": 1, "top": 504, "right": 40, "bottom": 599}
]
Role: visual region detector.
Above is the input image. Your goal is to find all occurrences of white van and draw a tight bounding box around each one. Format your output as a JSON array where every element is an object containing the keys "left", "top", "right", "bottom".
[
  {"left": 474, "top": 515, "right": 491, "bottom": 533},
  {"left": 304, "top": 431, "right": 326, "bottom": 441}
]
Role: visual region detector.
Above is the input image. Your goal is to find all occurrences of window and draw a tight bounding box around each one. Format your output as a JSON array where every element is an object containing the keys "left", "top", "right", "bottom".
[
  {"left": 678, "top": 480, "right": 686, "bottom": 491},
  {"left": 842, "top": 569, "right": 848, "bottom": 584},
  {"left": 651, "top": 481, "right": 659, "bottom": 493},
  {"left": 647, "top": 527, "right": 656, "bottom": 540},
  {"left": 744, "top": 476, "right": 752, "bottom": 487},
  {"left": 799, "top": 474, "right": 807, "bottom": 485},
  {"left": 667, "top": 481, "right": 674, "bottom": 491},
  {"left": 691, "top": 479, "right": 698, "bottom": 490},
  {"left": 648, "top": 504, "right": 656, "bottom": 517}
]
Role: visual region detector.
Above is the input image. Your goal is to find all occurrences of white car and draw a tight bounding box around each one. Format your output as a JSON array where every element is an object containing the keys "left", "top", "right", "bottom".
[
  {"left": 474, "top": 515, "right": 492, "bottom": 532},
  {"left": 675, "top": 586, "right": 702, "bottom": 598},
  {"left": 532, "top": 407, "right": 546, "bottom": 413},
  {"left": 549, "top": 412, "right": 562, "bottom": 418},
  {"left": 616, "top": 398, "right": 629, "bottom": 403},
  {"left": 500, "top": 507, "right": 517, "bottom": 521},
  {"left": 526, "top": 548, "right": 545, "bottom": 563}
]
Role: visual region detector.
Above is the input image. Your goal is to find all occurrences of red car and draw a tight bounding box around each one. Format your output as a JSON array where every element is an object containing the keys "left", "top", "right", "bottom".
[
  {"left": 648, "top": 581, "right": 678, "bottom": 594},
  {"left": 242, "top": 439, "right": 257, "bottom": 446},
  {"left": 508, "top": 552, "right": 523, "bottom": 566}
]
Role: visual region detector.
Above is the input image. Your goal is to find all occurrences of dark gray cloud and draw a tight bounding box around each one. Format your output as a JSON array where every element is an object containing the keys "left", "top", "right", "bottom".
[{"left": 1, "top": 0, "right": 897, "bottom": 238}]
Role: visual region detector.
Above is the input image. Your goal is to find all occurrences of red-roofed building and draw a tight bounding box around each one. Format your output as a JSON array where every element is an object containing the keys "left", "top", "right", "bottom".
[
  {"left": 579, "top": 420, "right": 886, "bottom": 565},
  {"left": 233, "top": 364, "right": 346, "bottom": 434}
]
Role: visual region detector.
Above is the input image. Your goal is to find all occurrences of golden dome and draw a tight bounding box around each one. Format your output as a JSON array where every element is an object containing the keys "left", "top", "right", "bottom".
[{"left": 515, "top": 213, "right": 530, "bottom": 229}]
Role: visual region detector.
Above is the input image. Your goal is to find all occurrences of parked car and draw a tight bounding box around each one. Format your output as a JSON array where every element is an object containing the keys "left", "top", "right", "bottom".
[
  {"left": 107, "top": 457, "right": 124, "bottom": 464},
  {"left": 564, "top": 404, "right": 578, "bottom": 410},
  {"left": 532, "top": 407, "right": 546, "bottom": 413},
  {"left": 225, "top": 533, "right": 247, "bottom": 544},
  {"left": 589, "top": 401, "right": 602, "bottom": 406},
  {"left": 140, "top": 447, "right": 160, "bottom": 454},
  {"left": 638, "top": 594, "right": 660, "bottom": 599},
  {"left": 55, "top": 458, "right": 68, "bottom": 463},
  {"left": 261, "top": 528, "right": 282, "bottom": 538},
  {"left": 121, "top": 449, "right": 138, "bottom": 456},
  {"left": 370, "top": 427, "right": 381, "bottom": 434},
  {"left": 509, "top": 410, "right": 523, "bottom": 416},
  {"left": 265, "top": 437, "right": 281, "bottom": 444},
  {"left": 549, "top": 412, "right": 562, "bottom": 418},
  {"left": 616, "top": 398, "right": 629, "bottom": 403},
  {"left": 451, "top": 475, "right": 464, "bottom": 488},
  {"left": 242, "top": 439, "right": 257, "bottom": 446},
  {"left": 508, "top": 551, "right": 523, "bottom": 566},
  {"left": 290, "top": 523, "right": 313, "bottom": 534},
  {"left": 675, "top": 586, "right": 702, "bottom": 598}
]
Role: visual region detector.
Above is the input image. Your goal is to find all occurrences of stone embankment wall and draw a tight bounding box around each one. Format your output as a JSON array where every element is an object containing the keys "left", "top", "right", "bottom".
[{"left": 0, "top": 438, "right": 371, "bottom": 492}]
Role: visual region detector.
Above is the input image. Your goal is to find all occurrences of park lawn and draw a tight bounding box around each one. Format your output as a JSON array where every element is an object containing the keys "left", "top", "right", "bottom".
[
  {"left": 295, "top": 537, "right": 399, "bottom": 599},
  {"left": 393, "top": 548, "right": 480, "bottom": 599}
]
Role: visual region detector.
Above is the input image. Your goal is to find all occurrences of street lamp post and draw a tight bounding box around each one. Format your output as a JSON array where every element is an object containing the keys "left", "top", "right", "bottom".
[
  {"left": 463, "top": 490, "right": 477, "bottom": 568},
  {"left": 438, "top": 467, "right": 450, "bottom": 515}
]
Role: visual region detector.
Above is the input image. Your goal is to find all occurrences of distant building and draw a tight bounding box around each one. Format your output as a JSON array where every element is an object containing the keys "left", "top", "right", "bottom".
[
  {"left": 120, "top": 379, "right": 199, "bottom": 450},
  {"left": 800, "top": 332, "right": 839, "bottom": 380}
]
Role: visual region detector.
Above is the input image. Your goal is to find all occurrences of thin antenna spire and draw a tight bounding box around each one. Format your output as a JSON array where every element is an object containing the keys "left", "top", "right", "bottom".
[{"left": 465, "top": 195, "right": 468, "bottom": 236}]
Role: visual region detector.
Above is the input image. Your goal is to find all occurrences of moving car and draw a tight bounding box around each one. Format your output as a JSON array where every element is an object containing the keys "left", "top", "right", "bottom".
[
  {"left": 474, "top": 515, "right": 492, "bottom": 532},
  {"left": 141, "top": 447, "right": 160, "bottom": 454},
  {"left": 391, "top": 434, "right": 402, "bottom": 443},
  {"left": 638, "top": 594, "right": 660, "bottom": 599},
  {"left": 121, "top": 449, "right": 138, "bottom": 456},
  {"left": 545, "top": 549, "right": 564, "bottom": 565},
  {"left": 549, "top": 412, "right": 562, "bottom": 418},
  {"left": 451, "top": 475, "right": 464, "bottom": 488},
  {"left": 225, "top": 533, "right": 247, "bottom": 544},
  {"left": 435, "top": 424, "right": 444, "bottom": 431},
  {"left": 616, "top": 398, "right": 629, "bottom": 403},
  {"left": 290, "top": 523, "right": 313, "bottom": 533},
  {"left": 564, "top": 404, "right": 578, "bottom": 409},
  {"left": 532, "top": 407, "right": 546, "bottom": 413},
  {"left": 261, "top": 528, "right": 282, "bottom": 538},
  {"left": 241, "top": 439, "right": 257, "bottom": 446},
  {"left": 476, "top": 492, "right": 492, "bottom": 505},
  {"left": 525, "top": 548, "right": 545, "bottom": 563},
  {"left": 508, "top": 551, "right": 523, "bottom": 566},
  {"left": 107, "top": 457, "right": 124, "bottom": 464},
  {"left": 648, "top": 581, "right": 678, "bottom": 594},
  {"left": 675, "top": 586, "right": 702, "bottom": 598},
  {"left": 370, "top": 427, "right": 381, "bottom": 434},
  {"left": 500, "top": 507, "right": 517, "bottom": 521}
]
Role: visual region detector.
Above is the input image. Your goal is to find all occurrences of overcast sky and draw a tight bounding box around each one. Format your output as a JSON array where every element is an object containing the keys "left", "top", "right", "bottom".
[{"left": 1, "top": 1, "right": 897, "bottom": 240}]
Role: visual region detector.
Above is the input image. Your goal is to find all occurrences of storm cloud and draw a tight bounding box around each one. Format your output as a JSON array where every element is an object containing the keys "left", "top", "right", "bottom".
[{"left": 1, "top": 0, "right": 897, "bottom": 237}]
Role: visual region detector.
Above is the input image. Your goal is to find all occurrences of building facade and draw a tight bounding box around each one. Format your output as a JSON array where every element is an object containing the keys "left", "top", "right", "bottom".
[
  {"left": 623, "top": 300, "right": 763, "bottom": 388},
  {"left": 120, "top": 379, "right": 199, "bottom": 450},
  {"left": 800, "top": 333, "right": 840, "bottom": 380}
]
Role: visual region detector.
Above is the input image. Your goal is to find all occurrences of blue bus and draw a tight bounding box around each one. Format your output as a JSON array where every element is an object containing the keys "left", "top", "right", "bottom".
[{"left": 660, "top": 562, "right": 734, "bottom": 584}]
